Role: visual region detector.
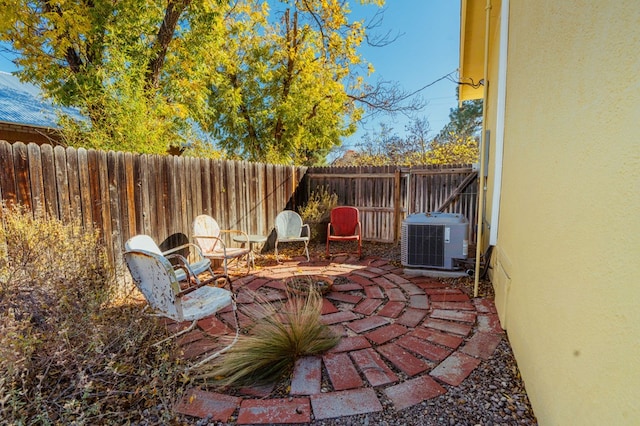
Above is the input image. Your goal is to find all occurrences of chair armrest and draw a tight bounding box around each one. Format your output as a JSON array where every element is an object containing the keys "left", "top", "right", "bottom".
[
  {"left": 165, "top": 253, "right": 200, "bottom": 288},
  {"left": 219, "top": 229, "right": 250, "bottom": 245},
  {"left": 192, "top": 235, "right": 228, "bottom": 254},
  {"left": 301, "top": 224, "right": 310, "bottom": 238},
  {"left": 163, "top": 242, "right": 206, "bottom": 261}
]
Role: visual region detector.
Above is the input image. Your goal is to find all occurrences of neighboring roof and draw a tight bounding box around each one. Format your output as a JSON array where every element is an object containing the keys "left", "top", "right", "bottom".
[{"left": 0, "top": 71, "right": 83, "bottom": 128}]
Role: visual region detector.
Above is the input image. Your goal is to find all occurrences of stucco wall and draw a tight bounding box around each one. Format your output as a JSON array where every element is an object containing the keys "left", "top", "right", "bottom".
[{"left": 491, "top": 1, "right": 640, "bottom": 424}]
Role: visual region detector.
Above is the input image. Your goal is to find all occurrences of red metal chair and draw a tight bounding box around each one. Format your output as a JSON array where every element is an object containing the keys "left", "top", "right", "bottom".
[{"left": 326, "top": 206, "right": 362, "bottom": 258}]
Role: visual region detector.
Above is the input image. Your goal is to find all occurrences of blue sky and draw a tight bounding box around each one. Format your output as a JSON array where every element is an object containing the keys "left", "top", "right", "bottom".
[
  {"left": 0, "top": 0, "right": 460, "bottom": 152},
  {"left": 345, "top": 0, "right": 461, "bottom": 150}
]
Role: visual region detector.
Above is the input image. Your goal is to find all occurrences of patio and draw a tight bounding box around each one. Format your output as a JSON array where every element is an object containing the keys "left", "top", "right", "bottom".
[{"left": 170, "top": 247, "right": 512, "bottom": 424}]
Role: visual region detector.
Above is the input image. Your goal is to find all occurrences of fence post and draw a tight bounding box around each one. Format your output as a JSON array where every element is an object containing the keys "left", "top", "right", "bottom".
[{"left": 394, "top": 167, "right": 401, "bottom": 243}]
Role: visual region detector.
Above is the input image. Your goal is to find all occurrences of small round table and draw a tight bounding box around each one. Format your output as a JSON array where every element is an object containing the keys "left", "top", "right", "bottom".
[{"left": 232, "top": 234, "right": 268, "bottom": 269}]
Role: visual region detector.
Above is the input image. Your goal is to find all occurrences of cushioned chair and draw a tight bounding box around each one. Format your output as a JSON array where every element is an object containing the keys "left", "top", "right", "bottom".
[
  {"left": 124, "top": 249, "right": 238, "bottom": 364},
  {"left": 192, "top": 215, "right": 251, "bottom": 275},
  {"left": 274, "top": 210, "right": 310, "bottom": 262},
  {"left": 125, "top": 234, "right": 213, "bottom": 285},
  {"left": 326, "top": 206, "right": 362, "bottom": 258}
]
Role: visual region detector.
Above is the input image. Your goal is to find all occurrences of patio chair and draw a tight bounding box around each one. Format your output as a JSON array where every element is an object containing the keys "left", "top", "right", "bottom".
[
  {"left": 192, "top": 215, "right": 251, "bottom": 275},
  {"left": 125, "top": 234, "right": 214, "bottom": 286},
  {"left": 124, "top": 249, "right": 239, "bottom": 364},
  {"left": 274, "top": 210, "right": 310, "bottom": 262},
  {"left": 326, "top": 206, "right": 362, "bottom": 258}
]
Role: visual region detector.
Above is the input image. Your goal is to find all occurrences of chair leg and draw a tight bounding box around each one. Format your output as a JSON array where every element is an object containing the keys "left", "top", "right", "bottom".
[
  {"left": 187, "top": 297, "right": 240, "bottom": 370},
  {"left": 153, "top": 319, "right": 197, "bottom": 347},
  {"left": 326, "top": 238, "right": 330, "bottom": 257},
  {"left": 303, "top": 241, "right": 309, "bottom": 262},
  {"left": 275, "top": 242, "right": 280, "bottom": 263}
]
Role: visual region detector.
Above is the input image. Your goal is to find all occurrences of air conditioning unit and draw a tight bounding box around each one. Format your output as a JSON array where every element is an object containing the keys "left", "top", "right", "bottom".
[{"left": 401, "top": 212, "right": 469, "bottom": 270}]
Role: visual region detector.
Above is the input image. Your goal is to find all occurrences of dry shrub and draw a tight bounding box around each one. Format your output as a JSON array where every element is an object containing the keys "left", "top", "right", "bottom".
[
  {"left": 298, "top": 186, "right": 338, "bottom": 224},
  {"left": 196, "top": 287, "right": 340, "bottom": 387},
  {"left": 0, "top": 205, "right": 185, "bottom": 424}
]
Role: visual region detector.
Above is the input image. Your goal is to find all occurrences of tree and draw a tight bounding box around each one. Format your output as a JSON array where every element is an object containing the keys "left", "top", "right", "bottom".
[
  {"left": 1, "top": 0, "right": 392, "bottom": 163},
  {"left": 332, "top": 115, "right": 478, "bottom": 167},
  {"left": 434, "top": 98, "right": 483, "bottom": 144},
  {"left": 205, "top": 0, "right": 385, "bottom": 165},
  {"left": 1, "top": 0, "right": 223, "bottom": 154}
]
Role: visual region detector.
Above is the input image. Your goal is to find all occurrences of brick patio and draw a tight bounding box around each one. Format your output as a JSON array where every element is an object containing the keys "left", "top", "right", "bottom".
[{"left": 172, "top": 255, "right": 504, "bottom": 424}]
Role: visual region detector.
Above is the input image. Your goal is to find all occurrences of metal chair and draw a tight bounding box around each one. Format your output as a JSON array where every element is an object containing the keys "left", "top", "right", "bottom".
[
  {"left": 192, "top": 215, "right": 251, "bottom": 275},
  {"left": 274, "top": 210, "right": 310, "bottom": 262},
  {"left": 125, "top": 234, "right": 213, "bottom": 285},
  {"left": 326, "top": 206, "right": 362, "bottom": 258},
  {"left": 123, "top": 249, "right": 235, "bottom": 341}
]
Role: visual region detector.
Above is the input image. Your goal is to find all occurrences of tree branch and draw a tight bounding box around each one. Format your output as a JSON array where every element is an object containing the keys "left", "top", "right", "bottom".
[{"left": 146, "top": 0, "right": 192, "bottom": 88}]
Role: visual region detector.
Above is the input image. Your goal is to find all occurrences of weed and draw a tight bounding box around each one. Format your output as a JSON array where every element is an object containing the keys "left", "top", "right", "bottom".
[
  {"left": 298, "top": 186, "right": 338, "bottom": 224},
  {"left": 0, "top": 205, "right": 186, "bottom": 424}
]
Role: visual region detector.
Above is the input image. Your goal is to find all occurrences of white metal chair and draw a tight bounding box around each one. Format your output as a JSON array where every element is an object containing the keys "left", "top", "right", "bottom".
[
  {"left": 124, "top": 249, "right": 239, "bottom": 365},
  {"left": 125, "top": 234, "right": 213, "bottom": 285},
  {"left": 192, "top": 215, "right": 251, "bottom": 275},
  {"left": 274, "top": 210, "right": 310, "bottom": 262}
]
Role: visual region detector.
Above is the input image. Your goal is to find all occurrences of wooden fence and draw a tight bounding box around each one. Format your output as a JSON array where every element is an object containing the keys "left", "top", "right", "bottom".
[
  {"left": 303, "top": 164, "right": 478, "bottom": 243},
  {"left": 0, "top": 141, "right": 478, "bottom": 271},
  {"left": 0, "top": 141, "right": 305, "bottom": 271}
]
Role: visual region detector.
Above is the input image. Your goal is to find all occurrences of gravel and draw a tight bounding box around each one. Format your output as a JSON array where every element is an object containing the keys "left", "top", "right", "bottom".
[{"left": 308, "top": 338, "right": 537, "bottom": 426}]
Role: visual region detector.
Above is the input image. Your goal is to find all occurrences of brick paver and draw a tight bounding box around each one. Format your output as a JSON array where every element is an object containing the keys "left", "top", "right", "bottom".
[
  {"left": 326, "top": 292, "right": 363, "bottom": 304},
  {"left": 310, "top": 388, "right": 383, "bottom": 420},
  {"left": 396, "top": 307, "right": 428, "bottom": 327},
  {"left": 396, "top": 334, "right": 452, "bottom": 362},
  {"left": 377, "top": 343, "right": 430, "bottom": 376},
  {"left": 377, "top": 301, "right": 405, "bottom": 318},
  {"left": 364, "top": 285, "right": 385, "bottom": 299},
  {"left": 477, "top": 313, "right": 504, "bottom": 334},
  {"left": 237, "top": 397, "right": 311, "bottom": 424},
  {"left": 290, "top": 356, "right": 321, "bottom": 395},
  {"left": 364, "top": 323, "right": 409, "bottom": 344},
  {"left": 327, "top": 335, "right": 369, "bottom": 353},
  {"left": 385, "top": 287, "right": 406, "bottom": 302},
  {"left": 430, "top": 351, "right": 481, "bottom": 386},
  {"left": 423, "top": 318, "right": 473, "bottom": 336},
  {"left": 174, "top": 389, "right": 239, "bottom": 422},
  {"left": 408, "top": 294, "right": 429, "bottom": 309},
  {"left": 320, "top": 310, "right": 360, "bottom": 325},
  {"left": 409, "top": 327, "right": 464, "bottom": 349},
  {"left": 429, "top": 292, "right": 470, "bottom": 303},
  {"left": 346, "top": 315, "right": 390, "bottom": 333},
  {"left": 384, "top": 375, "right": 446, "bottom": 410},
  {"left": 430, "top": 308, "right": 477, "bottom": 323},
  {"left": 351, "top": 348, "right": 398, "bottom": 386},
  {"left": 353, "top": 298, "right": 383, "bottom": 315},
  {"left": 461, "top": 332, "right": 503, "bottom": 359},
  {"left": 323, "top": 352, "right": 363, "bottom": 390}
]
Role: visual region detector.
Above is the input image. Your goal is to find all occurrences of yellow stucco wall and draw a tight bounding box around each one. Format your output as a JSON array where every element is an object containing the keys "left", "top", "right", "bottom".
[{"left": 484, "top": 1, "right": 640, "bottom": 424}]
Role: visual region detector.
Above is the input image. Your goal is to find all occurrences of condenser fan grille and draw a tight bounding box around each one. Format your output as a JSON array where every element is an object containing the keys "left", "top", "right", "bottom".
[
  {"left": 401, "top": 212, "right": 469, "bottom": 270},
  {"left": 405, "top": 224, "right": 444, "bottom": 267}
]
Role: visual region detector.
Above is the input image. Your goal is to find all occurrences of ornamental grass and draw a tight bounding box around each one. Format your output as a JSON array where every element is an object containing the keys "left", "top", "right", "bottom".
[{"left": 195, "top": 287, "right": 340, "bottom": 387}]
